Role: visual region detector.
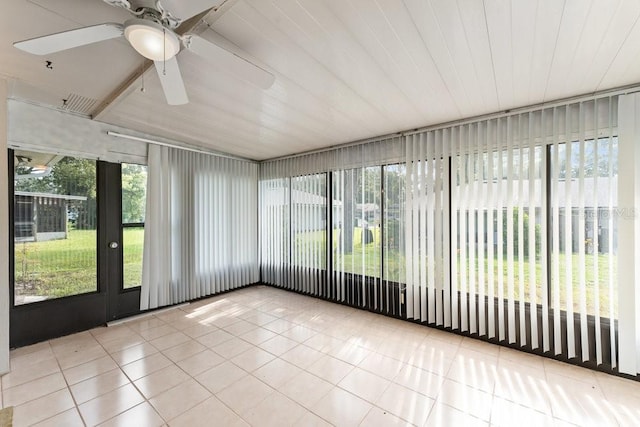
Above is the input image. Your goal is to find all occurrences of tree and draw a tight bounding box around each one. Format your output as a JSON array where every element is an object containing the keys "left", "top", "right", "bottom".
[
  {"left": 383, "top": 165, "right": 405, "bottom": 252},
  {"left": 14, "top": 166, "right": 56, "bottom": 193},
  {"left": 502, "top": 208, "right": 541, "bottom": 258},
  {"left": 557, "top": 137, "right": 618, "bottom": 179},
  {"left": 52, "top": 158, "right": 96, "bottom": 229},
  {"left": 51, "top": 158, "right": 96, "bottom": 197},
  {"left": 122, "top": 164, "right": 147, "bottom": 223},
  {"left": 341, "top": 170, "right": 355, "bottom": 254}
]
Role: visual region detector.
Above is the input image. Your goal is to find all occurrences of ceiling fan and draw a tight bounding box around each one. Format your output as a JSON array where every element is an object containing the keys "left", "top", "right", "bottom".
[{"left": 13, "top": 0, "right": 275, "bottom": 105}]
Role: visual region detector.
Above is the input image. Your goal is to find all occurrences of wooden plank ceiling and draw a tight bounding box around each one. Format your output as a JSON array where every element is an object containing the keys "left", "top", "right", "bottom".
[{"left": 4, "top": 0, "right": 640, "bottom": 160}]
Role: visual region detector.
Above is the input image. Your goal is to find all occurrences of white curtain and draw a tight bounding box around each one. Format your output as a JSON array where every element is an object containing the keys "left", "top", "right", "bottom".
[{"left": 141, "top": 145, "right": 259, "bottom": 310}]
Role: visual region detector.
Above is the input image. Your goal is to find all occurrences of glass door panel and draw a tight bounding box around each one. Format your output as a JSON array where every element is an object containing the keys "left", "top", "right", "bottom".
[
  {"left": 121, "top": 163, "right": 147, "bottom": 289},
  {"left": 13, "top": 151, "right": 97, "bottom": 305}
]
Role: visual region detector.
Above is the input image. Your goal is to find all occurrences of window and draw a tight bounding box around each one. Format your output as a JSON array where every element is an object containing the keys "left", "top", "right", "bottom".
[
  {"left": 454, "top": 146, "right": 544, "bottom": 309},
  {"left": 291, "top": 174, "right": 327, "bottom": 272},
  {"left": 550, "top": 138, "right": 618, "bottom": 318},
  {"left": 260, "top": 178, "right": 291, "bottom": 286},
  {"left": 332, "top": 167, "right": 382, "bottom": 279},
  {"left": 258, "top": 97, "right": 618, "bottom": 366},
  {"left": 13, "top": 151, "right": 97, "bottom": 304},
  {"left": 121, "top": 163, "right": 147, "bottom": 289},
  {"left": 383, "top": 164, "right": 406, "bottom": 283}
]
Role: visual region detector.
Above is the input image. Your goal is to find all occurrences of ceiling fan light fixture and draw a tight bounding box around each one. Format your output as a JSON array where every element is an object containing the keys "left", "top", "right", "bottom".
[
  {"left": 124, "top": 19, "right": 179, "bottom": 61},
  {"left": 30, "top": 165, "right": 50, "bottom": 174}
]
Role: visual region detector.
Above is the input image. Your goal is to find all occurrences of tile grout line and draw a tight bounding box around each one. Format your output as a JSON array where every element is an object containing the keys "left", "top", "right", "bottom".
[
  {"left": 6, "top": 287, "right": 640, "bottom": 426},
  {"left": 80, "top": 320, "right": 161, "bottom": 426}
]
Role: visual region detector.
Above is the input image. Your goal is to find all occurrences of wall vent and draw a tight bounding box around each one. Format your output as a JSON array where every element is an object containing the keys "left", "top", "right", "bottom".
[{"left": 62, "top": 93, "right": 99, "bottom": 116}]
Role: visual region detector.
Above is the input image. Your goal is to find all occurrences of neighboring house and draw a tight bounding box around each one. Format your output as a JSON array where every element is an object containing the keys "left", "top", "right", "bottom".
[
  {"left": 14, "top": 191, "right": 87, "bottom": 242},
  {"left": 262, "top": 185, "right": 384, "bottom": 233},
  {"left": 451, "top": 176, "right": 618, "bottom": 254},
  {"left": 262, "top": 186, "right": 333, "bottom": 233}
]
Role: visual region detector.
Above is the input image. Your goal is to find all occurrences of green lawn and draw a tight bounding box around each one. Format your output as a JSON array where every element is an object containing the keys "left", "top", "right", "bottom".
[
  {"left": 14, "top": 227, "right": 144, "bottom": 303},
  {"left": 123, "top": 227, "right": 144, "bottom": 288},
  {"left": 293, "top": 226, "right": 392, "bottom": 279},
  {"left": 296, "top": 227, "right": 617, "bottom": 317},
  {"left": 457, "top": 251, "right": 618, "bottom": 318},
  {"left": 15, "top": 226, "right": 617, "bottom": 317}
]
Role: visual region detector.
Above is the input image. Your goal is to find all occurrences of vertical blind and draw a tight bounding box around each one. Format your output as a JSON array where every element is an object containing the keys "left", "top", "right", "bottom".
[
  {"left": 404, "top": 131, "right": 449, "bottom": 326},
  {"left": 260, "top": 178, "right": 290, "bottom": 288},
  {"left": 259, "top": 96, "right": 619, "bottom": 369},
  {"left": 141, "top": 145, "right": 258, "bottom": 310},
  {"left": 407, "top": 98, "right": 618, "bottom": 366},
  {"left": 260, "top": 139, "right": 405, "bottom": 311},
  {"left": 441, "top": 119, "right": 546, "bottom": 345},
  {"left": 291, "top": 174, "right": 327, "bottom": 296}
]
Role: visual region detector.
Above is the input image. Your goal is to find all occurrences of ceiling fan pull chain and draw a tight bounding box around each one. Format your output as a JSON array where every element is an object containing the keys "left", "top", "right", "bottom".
[
  {"left": 140, "top": 59, "right": 146, "bottom": 93},
  {"left": 163, "top": 28, "right": 166, "bottom": 75}
]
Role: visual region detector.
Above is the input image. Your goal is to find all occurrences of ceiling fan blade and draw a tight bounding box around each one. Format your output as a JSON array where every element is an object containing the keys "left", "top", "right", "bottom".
[
  {"left": 14, "top": 23, "right": 123, "bottom": 55},
  {"left": 160, "top": 0, "right": 223, "bottom": 21},
  {"left": 154, "top": 57, "right": 189, "bottom": 105},
  {"left": 185, "top": 35, "right": 275, "bottom": 89}
]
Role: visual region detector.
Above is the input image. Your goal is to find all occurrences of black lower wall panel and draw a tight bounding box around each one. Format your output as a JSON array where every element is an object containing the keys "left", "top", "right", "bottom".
[{"left": 10, "top": 292, "right": 107, "bottom": 348}]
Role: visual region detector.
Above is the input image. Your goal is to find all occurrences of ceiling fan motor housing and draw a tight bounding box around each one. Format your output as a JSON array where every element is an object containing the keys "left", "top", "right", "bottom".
[{"left": 102, "top": 0, "right": 132, "bottom": 10}]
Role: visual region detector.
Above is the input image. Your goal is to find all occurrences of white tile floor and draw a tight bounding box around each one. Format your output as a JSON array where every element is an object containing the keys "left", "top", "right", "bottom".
[{"left": 2, "top": 285, "right": 640, "bottom": 426}]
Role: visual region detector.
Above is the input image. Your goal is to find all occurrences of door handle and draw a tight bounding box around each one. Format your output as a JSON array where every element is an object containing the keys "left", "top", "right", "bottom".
[{"left": 109, "top": 241, "right": 119, "bottom": 249}]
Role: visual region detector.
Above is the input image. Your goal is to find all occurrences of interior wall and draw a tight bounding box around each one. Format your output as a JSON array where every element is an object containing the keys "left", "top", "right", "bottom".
[
  {"left": 0, "top": 80, "right": 9, "bottom": 374},
  {"left": 8, "top": 100, "right": 147, "bottom": 164}
]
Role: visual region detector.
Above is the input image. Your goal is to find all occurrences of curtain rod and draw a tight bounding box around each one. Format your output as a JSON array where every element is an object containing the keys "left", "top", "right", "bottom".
[
  {"left": 106, "top": 131, "right": 257, "bottom": 163},
  {"left": 264, "top": 83, "right": 640, "bottom": 163}
]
